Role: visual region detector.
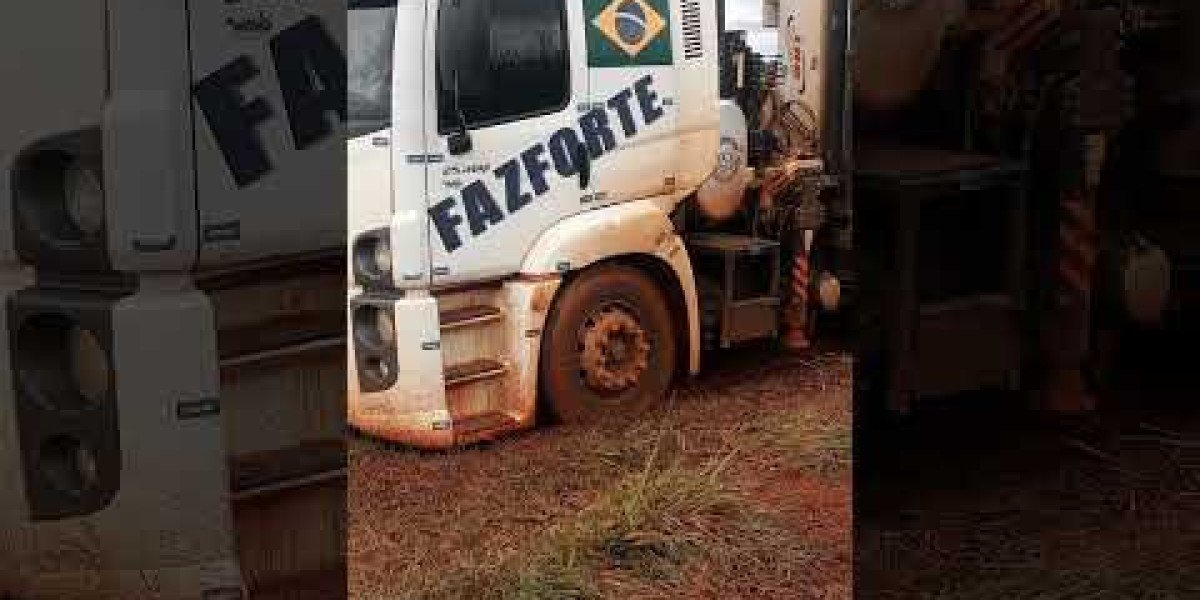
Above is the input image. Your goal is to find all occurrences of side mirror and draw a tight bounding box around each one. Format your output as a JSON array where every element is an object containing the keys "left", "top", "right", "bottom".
[{"left": 448, "top": 129, "right": 472, "bottom": 156}]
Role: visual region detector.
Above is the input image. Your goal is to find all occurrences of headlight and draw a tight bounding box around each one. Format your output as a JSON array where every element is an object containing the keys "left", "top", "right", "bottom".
[
  {"left": 373, "top": 237, "right": 393, "bottom": 276},
  {"left": 353, "top": 305, "right": 395, "bottom": 349},
  {"left": 375, "top": 308, "right": 395, "bottom": 346},
  {"left": 62, "top": 160, "right": 105, "bottom": 241},
  {"left": 351, "top": 303, "right": 399, "bottom": 393},
  {"left": 362, "top": 357, "right": 393, "bottom": 385},
  {"left": 353, "top": 229, "right": 393, "bottom": 287},
  {"left": 9, "top": 293, "right": 121, "bottom": 520},
  {"left": 39, "top": 435, "right": 99, "bottom": 495},
  {"left": 16, "top": 314, "right": 111, "bottom": 412},
  {"left": 69, "top": 327, "right": 111, "bottom": 406}
]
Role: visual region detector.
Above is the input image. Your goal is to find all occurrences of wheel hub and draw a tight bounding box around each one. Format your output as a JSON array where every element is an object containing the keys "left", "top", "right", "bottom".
[{"left": 579, "top": 305, "right": 651, "bottom": 393}]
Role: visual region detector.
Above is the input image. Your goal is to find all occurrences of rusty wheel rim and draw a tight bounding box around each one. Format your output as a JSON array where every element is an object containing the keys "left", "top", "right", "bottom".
[{"left": 577, "top": 302, "right": 651, "bottom": 394}]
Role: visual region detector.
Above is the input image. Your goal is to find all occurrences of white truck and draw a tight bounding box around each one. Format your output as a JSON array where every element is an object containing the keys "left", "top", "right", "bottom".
[
  {"left": 2, "top": 1, "right": 346, "bottom": 598},
  {"left": 347, "top": 0, "right": 849, "bottom": 448},
  {"left": 349, "top": 0, "right": 1191, "bottom": 448},
  {"left": 0, "top": 0, "right": 841, "bottom": 595}
]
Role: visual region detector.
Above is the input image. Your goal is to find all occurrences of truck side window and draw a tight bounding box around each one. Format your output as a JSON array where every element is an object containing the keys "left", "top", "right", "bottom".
[
  {"left": 437, "top": 0, "right": 570, "bottom": 135},
  {"left": 349, "top": 0, "right": 397, "bottom": 137}
]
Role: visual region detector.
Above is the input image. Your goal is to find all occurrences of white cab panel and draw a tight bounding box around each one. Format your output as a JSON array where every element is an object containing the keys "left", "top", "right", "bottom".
[
  {"left": 779, "top": 0, "right": 830, "bottom": 143},
  {"left": 424, "top": 0, "right": 592, "bottom": 286},
  {"left": 188, "top": 1, "right": 345, "bottom": 268}
]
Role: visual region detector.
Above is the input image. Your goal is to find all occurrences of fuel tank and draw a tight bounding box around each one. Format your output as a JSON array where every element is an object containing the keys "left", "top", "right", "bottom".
[{"left": 695, "top": 100, "right": 753, "bottom": 222}]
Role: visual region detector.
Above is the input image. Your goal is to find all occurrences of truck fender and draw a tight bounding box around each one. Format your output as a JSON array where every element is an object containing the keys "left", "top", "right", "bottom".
[{"left": 520, "top": 200, "right": 701, "bottom": 375}]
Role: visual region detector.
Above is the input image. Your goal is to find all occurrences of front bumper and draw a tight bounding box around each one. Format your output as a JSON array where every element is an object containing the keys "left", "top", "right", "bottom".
[{"left": 346, "top": 292, "right": 456, "bottom": 448}]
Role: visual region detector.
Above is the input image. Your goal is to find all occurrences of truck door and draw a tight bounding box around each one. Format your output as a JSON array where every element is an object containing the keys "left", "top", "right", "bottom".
[
  {"left": 349, "top": 0, "right": 429, "bottom": 288},
  {"left": 425, "top": 0, "right": 591, "bottom": 286},
  {"left": 585, "top": 0, "right": 683, "bottom": 206},
  {"left": 188, "top": 1, "right": 345, "bottom": 267}
]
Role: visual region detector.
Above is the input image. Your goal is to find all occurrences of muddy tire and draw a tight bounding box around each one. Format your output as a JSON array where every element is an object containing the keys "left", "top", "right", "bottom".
[{"left": 539, "top": 263, "right": 677, "bottom": 425}]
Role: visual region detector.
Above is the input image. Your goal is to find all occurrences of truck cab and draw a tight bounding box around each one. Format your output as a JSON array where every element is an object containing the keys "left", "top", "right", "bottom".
[{"left": 348, "top": 0, "right": 723, "bottom": 447}]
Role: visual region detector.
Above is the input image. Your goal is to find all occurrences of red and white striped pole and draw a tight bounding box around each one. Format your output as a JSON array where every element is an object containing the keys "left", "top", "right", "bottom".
[
  {"left": 1040, "top": 133, "right": 1106, "bottom": 412},
  {"left": 784, "top": 230, "right": 815, "bottom": 352}
]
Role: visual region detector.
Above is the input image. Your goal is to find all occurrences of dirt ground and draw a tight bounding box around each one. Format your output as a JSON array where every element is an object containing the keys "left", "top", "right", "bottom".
[
  {"left": 348, "top": 348, "right": 852, "bottom": 600},
  {"left": 857, "top": 326, "right": 1200, "bottom": 599}
]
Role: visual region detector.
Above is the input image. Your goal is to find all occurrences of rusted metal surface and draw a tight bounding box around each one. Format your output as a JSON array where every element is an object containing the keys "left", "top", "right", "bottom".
[
  {"left": 579, "top": 304, "right": 652, "bottom": 393},
  {"left": 348, "top": 278, "right": 561, "bottom": 450},
  {"left": 230, "top": 440, "right": 346, "bottom": 501},
  {"left": 438, "top": 305, "right": 503, "bottom": 330},
  {"left": 443, "top": 359, "right": 507, "bottom": 390}
]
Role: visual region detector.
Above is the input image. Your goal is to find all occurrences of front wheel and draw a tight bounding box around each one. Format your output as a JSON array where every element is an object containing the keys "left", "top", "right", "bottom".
[{"left": 539, "top": 263, "right": 677, "bottom": 425}]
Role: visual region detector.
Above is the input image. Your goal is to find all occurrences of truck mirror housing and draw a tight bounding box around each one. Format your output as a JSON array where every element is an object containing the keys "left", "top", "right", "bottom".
[{"left": 448, "top": 130, "right": 473, "bottom": 156}]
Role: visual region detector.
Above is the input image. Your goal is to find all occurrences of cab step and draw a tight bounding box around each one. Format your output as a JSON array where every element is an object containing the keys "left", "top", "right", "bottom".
[
  {"left": 230, "top": 440, "right": 346, "bottom": 501},
  {"left": 444, "top": 358, "right": 507, "bottom": 389},
  {"left": 451, "top": 411, "right": 520, "bottom": 445},
  {"left": 439, "top": 305, "right": 503, "bottom": 331},
  {"left": 219, "top": 335, "right": 344, "bottom": 374}
]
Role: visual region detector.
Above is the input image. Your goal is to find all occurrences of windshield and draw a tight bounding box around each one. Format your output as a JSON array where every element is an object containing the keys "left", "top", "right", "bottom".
[{"left": 349, "top": 0, "right": 397, "bottom": 137}]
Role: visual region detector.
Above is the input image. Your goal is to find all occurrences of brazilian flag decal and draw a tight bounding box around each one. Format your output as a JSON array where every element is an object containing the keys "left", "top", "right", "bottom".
[{"left": 586, "top": 0, "right": 674, "bottom": 67}]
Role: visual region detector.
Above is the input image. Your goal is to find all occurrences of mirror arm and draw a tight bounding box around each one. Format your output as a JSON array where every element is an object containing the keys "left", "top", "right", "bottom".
[{"left": 447, "top": 70, "right": 473, "bottom": 155}]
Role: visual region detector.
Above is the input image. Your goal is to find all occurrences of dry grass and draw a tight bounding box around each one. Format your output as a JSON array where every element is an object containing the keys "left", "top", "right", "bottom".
[
  {"left": 419, "top": 438, "right": 739, "bottom": 600},
  {"left": 349, "top": 350, "right": 852, "bottom": 600},
  {"left": 757, "top": 398, "right": 853, "bottom": 476},
  {"left": 929, "top": 569, "right": 1200, "bottom": 600},
  {"left": 857, "top": 362, "right": 1200, "bottom": 600},
  {"left": 509, "top": 451, "right": 738, "bottom": 599},
  {"left": 400, "top": 428, "right": 824, "bottom": 600}
]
